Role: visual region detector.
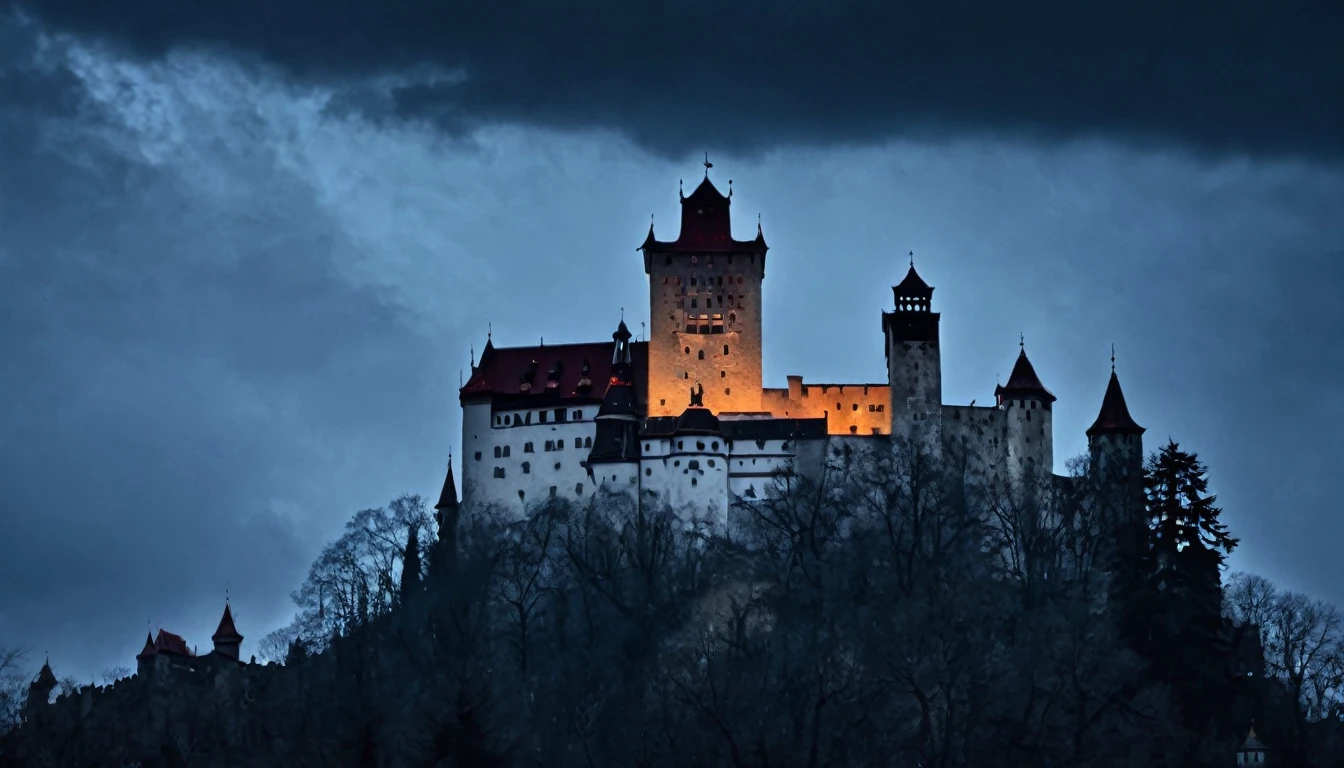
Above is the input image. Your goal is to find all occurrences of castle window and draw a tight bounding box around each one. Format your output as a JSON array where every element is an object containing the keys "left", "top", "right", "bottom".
[
  {"left": 850, "top": 425, "right": 858, "bottom": 434},
  {"left": 708, "top": 459, "right": 715, "bottom": 467},
  {"left": 538, "top": 411, "right": 547, "bottom": 423},
  {"left": 573, "top": 409, "right": 582, "bottom": 420},
  {"left": 721, "top": 371, "right": 726, "bottom": 378},
  {"left": 665, "top": 255, "right": 672, "bottom": 266},
  {"left": 575, "top": 483, "right": 584, "bottom": 495},
  {"left": 696, "top": 441, "right": 705, "bottom": 450},
  {"left": 525, "top": 412, "right": 532, "bottom": 424},
  {"left": 521, "top": 461, "right": 531, "bottom": 474},
  {"left": 549, "top": 486, "right": 557, "bottom": 498},
  {"left": 524, "top": 442, "right": 534, "bottom": 453},
  {"left": 872, "top": 428, "right": 882, "bottom": 435},
  {"left": 584, "top": 437, "right": 591, "bottom": 448},
  {"left": 645, "top": 443, "right": 650, "bottom": 451},
  {"left": 877, "top": 404, "right": 884, "bottom": 412},
  {"left": 660, "top": 399, "right": 666, "bottom": 406},
  {"left": 691, "top": 477, "right": 698, "bottom": 486},
  {"left": 494, "top": 446, "right": 502, "bottom": 458},
  {"left": 474, "top": 451, "right": 482, "bottom": 460},
  {"left": 698, "top": 350, "right": 705, "bottom": 360},
  {"left": 504, "top": 414, "right": 513, "bottom": 426},
  {"left": 711, "top": 441, "right": 719, "bottom": 450},
  {"left": 502, "top": 446, "right": 511, "bottom": 457},
  {"left": 518, "top": 490, "right": 525, "bottom": 501},
  {"left": 691, "top": 299, "right": 698, "bottom": 308},
  {"left": 674, "top": 460, "right": 680, "bottom": 467},
  {"left": 691, "top": 277, "right": 697, "bottom": 286},
  {"left": 723, "top": 345, "right": 730, "bottom": 355},
  {"left": 555, "top": 408, "right": 566, "bottom": 422},
  {"left": 688, "top": 460, "right": 700, "bottom": 470},
  {"left": 869, "top": 404, "right": 876, "bottom": 412},
  {"left": 725, "top": 387, "right": 731, "bottom": 395},
  {"left": 495, "top": 416, "right": 501, "bottom": 426},
  {"left": 554, "top": 462, "right": 561, "bottom": 470},
  {"left": 645, "top": 467, "right": 652, "bottom": 476},
  {"left": 545, "top": 440, "right": 554, "bottom": 451},
  {"left": 677, "top": 440, "right": 684, "bottom": 449},
  {"left": 574, "top": 438, "right": 582, "bottom": 449},
  {"left": 493, "top": 467, "right": 505, "bottom": 479},
  {"left": 685, "top": 346, "right": 691, "bottom": 355},
  {"left": 557, "top": 440, "right": 565, "bottom": 450},
  {"left": 836, "top": 402, "right": 842, "bottom": 410},
  {"left": 728, "top": 312, "right": 736, "bottom": 325},
  {"left": 852, "top": 403, "right": 859, "bottom": 411}
]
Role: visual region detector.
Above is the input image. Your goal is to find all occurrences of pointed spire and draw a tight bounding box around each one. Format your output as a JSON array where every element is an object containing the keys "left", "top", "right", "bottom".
[
  {"left": 996, "top": 345, "right": 1056, "bottom": 403},
  {"left": 212, "top": 601, "right": 243, "bottom": 643},
  {"left": 893, "top": 255, "right": 934, "bottom": 311},
  {"left": 703, "top": 151, "right": 712, "bottom": 178},
  {"left": 137, "top": 631, "right": 156, "bottom": 661},
  {"left": 1087, "top": 358, "right": 1144, "bottom": 437},
  {"left": 435, "top": 456, "right": 459, "bottom": 510}
]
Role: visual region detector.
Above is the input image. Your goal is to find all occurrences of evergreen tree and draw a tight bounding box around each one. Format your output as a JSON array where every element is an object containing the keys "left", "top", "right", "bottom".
[{"left": 1143, "top": 440, "right": 1239, "bottom": 759}]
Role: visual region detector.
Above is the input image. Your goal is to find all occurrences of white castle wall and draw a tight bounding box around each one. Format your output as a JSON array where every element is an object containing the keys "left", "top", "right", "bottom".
[{"left": 462, "top": 401, "right": 600, "bottom": 517}]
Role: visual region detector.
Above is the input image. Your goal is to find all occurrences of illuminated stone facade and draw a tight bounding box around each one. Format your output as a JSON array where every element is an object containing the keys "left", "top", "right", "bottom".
[{"left": 451, "top": 168, "right": 1147, "bottom": 527}]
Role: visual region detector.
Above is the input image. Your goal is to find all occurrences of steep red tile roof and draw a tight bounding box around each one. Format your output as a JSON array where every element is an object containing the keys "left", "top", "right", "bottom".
[
  {"left": 211, "top": 603, "right": 243, "bottom": 643},
  {"left": 638, "top": 177, "right": 767, "bottom": 255},
  {"left": 995, "top": 349, "right": 1056, "bottom": 403},
  {"left": 1086, "top": 371, "right": 1145, "bottom": 436},
  {"left": 461, "top": 340, "right": 648, "bottom": 410},
  {"left": 153, "top": 629, "right": 191, "bottom": 657}
]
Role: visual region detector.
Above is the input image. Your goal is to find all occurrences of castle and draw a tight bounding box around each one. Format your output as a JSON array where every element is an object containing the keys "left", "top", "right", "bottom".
[{"left": 445, "top": 164, "right": 1147, "bottom": 524}]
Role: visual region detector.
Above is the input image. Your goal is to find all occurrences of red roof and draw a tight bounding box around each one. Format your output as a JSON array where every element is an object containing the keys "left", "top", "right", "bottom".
[
  {"left": 212, "top": 603, "right": 243, "bottom": 643},
  {"left": 1087, "top": 371, "right": 1145, "bottom": 436},
  {"left": 639, "top": 177, "right": 767, "bottom": 255},
  {"left": 148, "top": 629, "right": 191, "bottom": 657},
  {"left": 461, "top": 339, "right": 648, "bottom": 408},
  {"left": 136, "top": 632, "right": 155, "bottom": 661},
  {"left": 995, "top": 349, "right": 1056, "bottom": 403}
]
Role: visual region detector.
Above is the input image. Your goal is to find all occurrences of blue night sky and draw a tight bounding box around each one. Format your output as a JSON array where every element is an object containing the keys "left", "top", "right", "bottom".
[{"left": 2, "top": 2, "right": 1342, "bottom": 678}]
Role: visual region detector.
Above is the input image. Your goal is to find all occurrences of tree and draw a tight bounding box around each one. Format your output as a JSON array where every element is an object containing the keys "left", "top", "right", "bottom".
[{"left": 0, "top": 647, "right": 27, "bottom": 736}]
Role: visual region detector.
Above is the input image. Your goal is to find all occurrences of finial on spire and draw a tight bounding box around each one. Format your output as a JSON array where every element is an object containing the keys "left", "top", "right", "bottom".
[
  {"left": 620, "top": 306, "right": 625, "bottom": 321},
  {"left": 728, "top": 179, "right": 733, "bottom": 197},
  {"left": 459, "top": 368, "right": 463, "bottom": 388},
  {"left": 540, "top": 335, "right": 544, "bottom": 346},
  {"left": 469, "top": 343, "right": 475, "bottom": 368},
  {"left": 679, "top": 178, "right": 684, "bottom": 198},
  {"left": 703, "top": 152, "right": 712, "bottom": 177},
  {"left": 640, "top": 321, "right": 645, "bottom": 342},
  {"left": 1019, "top": 332, "right": 1025, "bottom": 351},
  {"left": 487, "top": 322, "right": 492, "bottom": 342},
  {"left": 1111, "top": 343, "right": 1116, "bottom": 373}
]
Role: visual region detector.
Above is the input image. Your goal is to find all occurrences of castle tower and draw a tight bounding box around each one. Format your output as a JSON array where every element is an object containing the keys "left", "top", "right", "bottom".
[
  {"left": 26, "top": 659, "right": 57, "bottom": 716},
  {"left": 586, "top": 319, "right": 642, "bottom": 492},
  {"left": 211, "top": 601, "right": 244, "bottom": 661},
  {"left": 883, "top": 260, "right": 942, "bottom": 461},
  {"left": 433, "top": 457, "right": 460, "bottom": 573},
  {"left": 1087, "top": 359, "right": 1146, "bottom": 523},
  {"left": 640, "top": 163, "right": 768, "bottom": 417},
  {"left": 995, "top": 342, "right": 1056, "bottom": 482}
]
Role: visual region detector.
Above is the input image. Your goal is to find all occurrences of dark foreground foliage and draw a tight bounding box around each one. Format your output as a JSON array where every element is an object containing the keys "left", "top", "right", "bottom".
[{"left": 4, "top": 443, "right": 1342, "bottom": 766}]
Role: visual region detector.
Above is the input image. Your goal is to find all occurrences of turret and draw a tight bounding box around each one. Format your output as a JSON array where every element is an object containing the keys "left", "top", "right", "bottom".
[
  {"left": 211, "top": 601, "right": 244, "bottom": 661},
  {"left": 668, "top": 384, "right": 729, "bottom": 525},
  {"left": 1236, "top": 724, "right": 1267, "bottom": 765},
  {"left": 433, "top": 456, "right": 460, "bottom": 574},
  {"left": 1087, "top": 354, "right": 1145, "bottom": 525},
  {"left": 995, "top": 341, "right": 1056, "bottom": 481},
  {"left": 883, "top": 257, "right": 942, "bottom": 461},
  {"left": 135, "top": 632, "right": 156, "bottom": 675},
  {"left": 586, "top": 319, "right": 642, "bottom": 494},
  {"left": 26, "top": 658, "right": 57, "bottom": 716},
  {"left": 1086, "top": 358, "right": 1145, "bottom": 480}
]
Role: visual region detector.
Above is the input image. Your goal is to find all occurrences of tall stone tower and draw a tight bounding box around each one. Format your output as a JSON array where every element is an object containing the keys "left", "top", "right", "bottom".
[
  {"left": 995, "top": 343, "right": 1056, "bottom": 482},
  {"left": 883, "top": 261, "right": 943, "bottom": 461},
  {"left": 640, "top": 165, "right": 768, "bottom": 417},
  {"left": 1087, "top": 360, "right": 1146, "bottom": 524}
]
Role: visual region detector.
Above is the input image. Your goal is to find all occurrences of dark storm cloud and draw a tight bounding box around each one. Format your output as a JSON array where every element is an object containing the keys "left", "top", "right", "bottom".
[
  {"left": 11, "top": 0, "right": 1344, "bottom": 161},
  {"left": 0, "top": 20, "right": 448, "bottom": 675}
]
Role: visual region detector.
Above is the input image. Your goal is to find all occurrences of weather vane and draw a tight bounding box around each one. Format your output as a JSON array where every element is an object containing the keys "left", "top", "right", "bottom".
[
  {"left": 1111, "top": 343, "right": 1116, "bottom": 373},
  {"left": 704, "top": 151, "right": 713, "bottom": 177},
  {"left": 909, "top": 250, "right": 914, "bottom": 268},
  {"left": 1019, "top": 332, "right": 1025, "bottom": 351}
]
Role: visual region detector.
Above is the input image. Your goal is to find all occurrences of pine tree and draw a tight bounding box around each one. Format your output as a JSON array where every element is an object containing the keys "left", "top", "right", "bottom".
[{"left": 1143, "top": 440, "right": 1239, "bottom": 757}]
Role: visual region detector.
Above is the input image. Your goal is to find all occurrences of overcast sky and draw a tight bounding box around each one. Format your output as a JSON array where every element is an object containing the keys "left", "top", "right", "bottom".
[{"left": 2, "top": 2, "right": 1342, "bottom": 680}]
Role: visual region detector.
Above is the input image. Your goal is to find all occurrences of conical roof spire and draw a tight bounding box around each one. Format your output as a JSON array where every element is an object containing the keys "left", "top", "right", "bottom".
[
  {"left": 137, "top": 632, "right": 156, "bottom": 661},
  {"left": 995, "top": 344, "right": 1056, "bottom": 403},
  {"left": 212, "top": 601, "right": 243, "bottom": 643},
  {"left": 1086, "top": 366, "right": 1144, "bottom": 437},
  {"left": 435, "top": 456, "right": 458, "bottom": 510}
]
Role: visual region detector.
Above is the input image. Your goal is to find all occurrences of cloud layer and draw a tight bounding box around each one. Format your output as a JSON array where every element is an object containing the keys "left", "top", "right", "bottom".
[{"left": 12, "top": 0, "right": 1344, "bottom": 160}]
